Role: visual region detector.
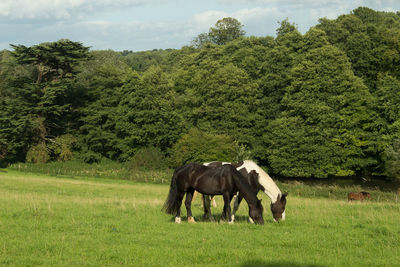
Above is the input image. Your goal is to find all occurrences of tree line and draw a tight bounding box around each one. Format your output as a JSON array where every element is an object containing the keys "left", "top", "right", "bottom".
[{"left": 1, "top": 7, "right": 399, "bottom": 180}]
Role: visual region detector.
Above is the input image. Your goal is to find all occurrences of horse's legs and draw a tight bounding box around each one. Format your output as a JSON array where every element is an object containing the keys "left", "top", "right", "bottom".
[
  {"left": 185, "top": 188, "right": 196, "bottom": 223},
  {"left": 231, "top": 193, "right": 243, "bottom": 222},
  {"left": 175, "top": 191, "right": 185, "bottom": 224},
  {"left": 202, "top": 194, "right": 214, "bottom": 221},
  {"left": 211, "top": 196, "right": 217, "bottom": 208},
  {"left": 221, "top": 193, "right": 232, "bottom": 224}
]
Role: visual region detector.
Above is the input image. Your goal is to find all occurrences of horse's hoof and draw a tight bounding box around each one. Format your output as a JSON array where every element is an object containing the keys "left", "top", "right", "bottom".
[
  {"left": 228, "top": 220, "right": 234, "bottom": 225},
  {"left": 175, "top": 217, "right": 182, "bottom": 224},
  {"left": 188, "top": 216, "right": 196, "bottom": 223}
]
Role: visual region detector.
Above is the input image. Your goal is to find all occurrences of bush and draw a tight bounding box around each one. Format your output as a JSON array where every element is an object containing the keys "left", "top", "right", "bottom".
[
  {"left": 169, "top": 128, "right": 236, "bottom": 167},
  {"left": 129, "top": 147, "right": 168, "bottom": 171},
  {"left": 48, "top": 134, "right": 77, "bottom": 161},
  {"left": 79, "top": 150, "right": 103, "bottom": 164},
  {"left": 26, "top": 143, "right": 50, "bottom": 163}
]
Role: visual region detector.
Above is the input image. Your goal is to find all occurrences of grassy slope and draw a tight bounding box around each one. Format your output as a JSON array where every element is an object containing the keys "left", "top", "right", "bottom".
[{"left": 0, "top": 170, "right": 399, "bottom": 266}]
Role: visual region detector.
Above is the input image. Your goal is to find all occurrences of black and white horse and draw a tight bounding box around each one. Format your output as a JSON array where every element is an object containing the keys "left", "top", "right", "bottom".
[
  {"left": 162, "top": 163, "right": 264, "bottom": 224},
  {"left": 203, "top": 160, "right": 287, "bottom": 222}
]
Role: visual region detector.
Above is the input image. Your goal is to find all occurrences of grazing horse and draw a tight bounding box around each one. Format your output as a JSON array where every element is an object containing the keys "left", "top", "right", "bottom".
[
  {"left": 348, "top": 191, "right": 371, "bottom": 201},
  {"left": 162, "top": 163, "right": 264, "bottom": 224},
  {"left": 203, "top": 160, "right": 287, "bottom": 222}
]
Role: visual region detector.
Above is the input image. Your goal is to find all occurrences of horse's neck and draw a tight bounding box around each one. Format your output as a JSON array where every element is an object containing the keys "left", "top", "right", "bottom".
[
  {"left": 232, "top": 172, "right": 259, "bottom": 205},
  {"left": 239, "top": 160, "right": 281, "bottom": 203}
]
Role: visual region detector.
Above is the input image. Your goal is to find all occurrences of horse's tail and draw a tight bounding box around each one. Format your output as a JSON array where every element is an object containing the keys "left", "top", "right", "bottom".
[{"left": 162, "top": 170, "right": 180, "bottom": 215}]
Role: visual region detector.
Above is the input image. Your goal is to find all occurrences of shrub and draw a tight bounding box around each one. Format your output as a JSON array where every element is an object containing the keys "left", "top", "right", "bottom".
[
  {"left": 26, "top": 143, "right": 50, "bottom": 163},
  {"left": 169, "top": 128, "right": 236, "bottom": 167},
  {"left": 129, "top": 147, "right": 168, "bottom": 171},
  {"left": 48, "top": 134, "right": 77, "bottom": 161}
]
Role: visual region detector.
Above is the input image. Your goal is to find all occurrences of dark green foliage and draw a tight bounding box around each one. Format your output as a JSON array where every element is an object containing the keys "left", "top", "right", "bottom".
[
  {"left": 317, "top": 7, "right": 400, "bottom": 89},
  {"left": 265, "top": 29, "right": 378, "bottom": 177},
  {"left": 169, "top": 128, "right": 236, "bottom": 167},
  {"left": 2, "top": 8, "right": 400, "bottom": 182},
  {"left": 117, "top": 66, "right": 184, "bottom": 160},
  {"left": 382, "top": 139, "right": 400, "bottom": 180},
  {"left": 121, "top": 49, "right": 174, "bottom": 72},
  {"left": 185, "top": 62, "right": 262, "bottom": 145},
  {"left": 77, "top": 50, "right": 132, "bottom": 162},
  {"left": 128, "top": 147, "right": 168, "bottom": 171},
  {"left": 1, "top": 40, "right": 90, "bottom": 164}
]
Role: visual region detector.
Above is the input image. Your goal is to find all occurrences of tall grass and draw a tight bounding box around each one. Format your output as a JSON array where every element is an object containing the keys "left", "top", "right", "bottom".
[
  {"left": 0, "top": 171, "right": 399, "bottom": 266},
  {"left": 9, "top": 160, "right": 173, "bottom": 184},
  {"left": 8, "top": 161, "right": 400, "bottom": 202},
  {"left": 276, "top": 180, "right": 400, "bottom": 203}
]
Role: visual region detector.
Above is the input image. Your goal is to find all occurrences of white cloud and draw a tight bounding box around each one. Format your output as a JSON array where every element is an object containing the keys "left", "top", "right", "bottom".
[
  {"left": 192, "top": 10, "right": 229, "bottom": 30},
  {"left": 2, "top": 0, "right": 400, "bottom": 52},
  {"left": 0, "top": 0, "right": 151, "bottom": 20},
  {"left": 233, "top": 7, "right": 279, "bottom": 22}
]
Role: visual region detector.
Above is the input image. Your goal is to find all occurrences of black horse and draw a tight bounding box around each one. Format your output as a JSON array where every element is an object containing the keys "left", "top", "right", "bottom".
[
  {"left": 162, "top": 163, "right": 264, "bottom": 224},
  {"left": 203, "top": 161, "right": 287, "bottom": 222}
]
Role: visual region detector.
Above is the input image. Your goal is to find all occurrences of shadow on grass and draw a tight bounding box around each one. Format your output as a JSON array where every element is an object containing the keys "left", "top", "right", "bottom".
[
  {"left": 240, "top": 260, "right": 326, "bottom": 267},
  {"left": 166, "top": 214, "right": 276, "bottom": 224}
]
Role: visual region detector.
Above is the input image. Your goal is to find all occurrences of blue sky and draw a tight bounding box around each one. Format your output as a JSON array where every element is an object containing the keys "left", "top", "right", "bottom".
[{"left": 1, "top": 0, "right": 399, "bottom": 52}]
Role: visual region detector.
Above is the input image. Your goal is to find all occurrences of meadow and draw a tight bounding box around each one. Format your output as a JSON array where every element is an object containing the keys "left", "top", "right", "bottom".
[{"left": 0, "top": 170, "right": 399, "bottom": 266}]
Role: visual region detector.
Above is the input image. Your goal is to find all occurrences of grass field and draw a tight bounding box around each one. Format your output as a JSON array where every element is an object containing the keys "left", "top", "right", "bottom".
[{"left": 0, "top": 170, "right": 399, "bottom": 266}]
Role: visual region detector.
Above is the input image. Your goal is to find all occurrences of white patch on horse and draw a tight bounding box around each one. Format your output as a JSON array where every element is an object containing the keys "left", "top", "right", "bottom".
[
  {"left": 175, "top": 217, "right": 181, "bottom": 224},
  {"left": 236, "top": 160, "right": 282, "bottom": 204},
  {"left": 204, "top": 162, "right": 230, "bottom": 166},
  {"left": 282, "top": 210, "right": 286, "bottom": 220}
]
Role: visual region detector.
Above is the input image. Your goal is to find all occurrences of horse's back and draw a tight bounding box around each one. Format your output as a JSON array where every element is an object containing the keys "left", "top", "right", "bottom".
[{"left": 348, "top": 192, "right": 364, "bottom": 201}]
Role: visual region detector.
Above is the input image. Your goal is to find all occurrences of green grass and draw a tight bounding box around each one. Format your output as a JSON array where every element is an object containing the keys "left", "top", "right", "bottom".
[
  {"left": 1, "top": 170, "right": 399, "bottom": 266},
  {"left": 9, "top": 160, "right": 173, "bottom": 183}
]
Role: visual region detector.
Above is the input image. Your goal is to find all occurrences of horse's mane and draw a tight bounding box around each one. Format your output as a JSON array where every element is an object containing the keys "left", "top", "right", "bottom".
[{"left": 239, "top": 160, "right": 282, "bottom": 203}]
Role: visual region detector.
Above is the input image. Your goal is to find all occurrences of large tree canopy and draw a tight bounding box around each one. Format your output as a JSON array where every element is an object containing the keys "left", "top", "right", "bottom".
[{"left": 2, "top": 9, "right": 400, "bottom": 180}]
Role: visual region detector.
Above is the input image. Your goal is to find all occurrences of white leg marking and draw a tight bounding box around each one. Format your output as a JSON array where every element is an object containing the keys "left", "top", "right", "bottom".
[
  {"left": 249, "top": 217, "right": 254, "bottom": 224},
  {"left": 211, "top": 197, "right": 217, "bottom": 208},
  {"left": 175, "top": 217, "right": 181, "bottom": 224},
  {"left": 231, "top": 214, "right": 235, "bottom": 222},
  {"left": 188, "top": 216, "right": 196, "bottom": 223}
]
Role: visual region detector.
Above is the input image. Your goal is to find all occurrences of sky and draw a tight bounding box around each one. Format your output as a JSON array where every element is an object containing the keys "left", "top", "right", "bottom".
[{"left": 1, "top": 0, "right": 400, "bottom": 52}]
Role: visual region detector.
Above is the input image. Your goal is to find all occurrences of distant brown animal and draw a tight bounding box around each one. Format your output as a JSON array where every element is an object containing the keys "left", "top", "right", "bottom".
[
  {"left": 348, "top": 192, "right": 371, "bottom": 201},
  {"left": 360, "top": 191, "right": 371, "bottom": 200}
]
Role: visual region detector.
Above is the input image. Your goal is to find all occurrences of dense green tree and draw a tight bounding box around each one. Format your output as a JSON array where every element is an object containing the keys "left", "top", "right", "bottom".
[
  {"left": 183, "top": 61, "right": 262, "bottom": 147},
  {"left": 77, "top": 50, "right": 132, "bottom": 162},
  {"left": 117, "top": 66, "right": 184, "bottom": 160},
  {"left": 0, "top": 40, "right": 90, "bottom": 163},
  {"left": 192, "top": 17, "right": 245, "bottom": 48},
  {"left": 209, "top": 17, "right": 245, "bottom": 45},
  {"left": 1, "top": 8, "right": 400, "bottom": 181},
  {"left": 169, "top": 128, "right": 236, "bottom": 167},
  {"left": 317, "top": 7, "right": 400, "bottom": 90},
  {"left": 265, "top": 29, "right": 378, "bottom": 177},
  {"left": 376, "top": 74, "right": 400, "bottom": 124}
]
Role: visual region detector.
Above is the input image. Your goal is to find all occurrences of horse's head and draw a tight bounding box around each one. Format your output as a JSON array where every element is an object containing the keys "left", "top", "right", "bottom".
[
  {"left": 270, "top": 192, "right": 288, "bottom": 222},
  {"left": 249, "top": 199, "right": 264, "bottom": 225}
]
